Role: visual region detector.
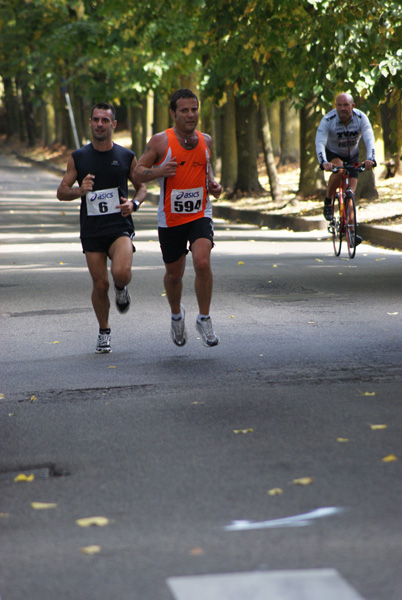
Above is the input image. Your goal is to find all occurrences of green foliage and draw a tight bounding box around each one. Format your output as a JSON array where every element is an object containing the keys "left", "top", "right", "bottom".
[{"left": 0, "top": 0, "right": 400, "bottom": 118}]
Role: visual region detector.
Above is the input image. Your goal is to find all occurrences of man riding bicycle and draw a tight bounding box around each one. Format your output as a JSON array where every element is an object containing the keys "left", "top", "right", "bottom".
[{"left": 315, "top": 93, "right": 376, "bottom": 240}]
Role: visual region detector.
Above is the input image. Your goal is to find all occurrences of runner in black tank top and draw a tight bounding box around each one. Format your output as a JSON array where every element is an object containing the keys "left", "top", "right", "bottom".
[{"left": 57, "top": 103, "right": 147, "bottom": 353}]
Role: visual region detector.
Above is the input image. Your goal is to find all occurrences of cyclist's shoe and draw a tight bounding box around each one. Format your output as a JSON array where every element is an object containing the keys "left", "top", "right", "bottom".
[
  {"left": 114, "top": 284, "right": 131, "bottom": 314},
  {"left": 171, "top": 306, "right": 187, "bottom": 346},
  {"left": 323, "top": 198, "right": 333, "bottom": 221},
  {"left": 196, "top": 316, "right": 220, "bottom": 347},
  {"left": 96, "top": 331, "right": 111, "bottom": 353},
  {"left": 355, "top": 235, "right": 363, "bottom": 247}
]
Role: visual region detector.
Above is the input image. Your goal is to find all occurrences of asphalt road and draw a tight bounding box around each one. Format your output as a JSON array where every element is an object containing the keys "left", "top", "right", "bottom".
[{"left": 0, "top": 154, "right": 401, "bottom": 600}]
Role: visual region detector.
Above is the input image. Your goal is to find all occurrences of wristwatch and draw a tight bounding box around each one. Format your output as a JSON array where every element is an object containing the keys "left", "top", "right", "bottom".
[{"left": 133, "top": 200, "right": 141, "bottom": 211}]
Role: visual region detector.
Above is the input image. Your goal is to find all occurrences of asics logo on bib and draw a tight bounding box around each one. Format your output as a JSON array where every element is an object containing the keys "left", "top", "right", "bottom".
[
  {"left": 176, "top": 191, "right": 200, "bottom": 200},
  {"left": 90, "top": 191, "right": 114, "bottom": 202}
]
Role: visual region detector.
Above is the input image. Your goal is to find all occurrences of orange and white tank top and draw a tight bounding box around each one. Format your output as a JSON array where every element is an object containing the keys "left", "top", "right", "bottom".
[{"left": 155, "top": 128, "right": 212, "bottom": 227}]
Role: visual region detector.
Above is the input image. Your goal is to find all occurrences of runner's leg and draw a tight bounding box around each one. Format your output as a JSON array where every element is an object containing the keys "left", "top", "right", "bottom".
[
  {"left": 164, "top": 254, "right": 186, "bottom": 315},
  {"left": 191, "top": 237, "right": 213, "bottom": 316},
  {"left": 85, "top": 252, "right": 110, "bottom": 330},
  {"left": 109, "top": 235, "right": 134, "bottom": 289}
]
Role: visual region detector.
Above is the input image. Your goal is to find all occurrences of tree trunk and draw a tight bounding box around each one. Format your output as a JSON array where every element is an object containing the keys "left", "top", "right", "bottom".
[
  {"left": 17, "top": 77, "right": 36, "bottom": 146},
  {"left": 267, "top": 101, "right": 280, "bottom": 156},
  {"left": 201, "top": 92, "right": 216, "bottom": 174},
  {"left": 220, "top": 90, "right": 237, "bottom": 192},
  {"left": 128, "top": 101, "right": 143, "bottom": 158},
  {"left": 41, "top": 97, "right": 56, "bottom": 146},
  {"left": 278, "top": 99, "right": 298, "bottom": 165},
  {"left": 153, "top": 93, "right": 169, "bottom": 134},
  {"left": 141, "top": 96, "right": 149, "bottom": 152},
  {"left": 259, "top": 101, "right": 283, "bottom": 206},
  {"left": 231, "top": 93, "right": 265, "bottom": 197},
  {"left": 298, "top": 94, "right": 324, "bottom": 198},
  {"left": 3, "top": 77, "right": 19, "bottom": 139},
  {"left": 355, "top": 138, "right": 379, "bottom": 200},
  {"left": 394, "top": 99, "right": 402, "bottom": 175}
]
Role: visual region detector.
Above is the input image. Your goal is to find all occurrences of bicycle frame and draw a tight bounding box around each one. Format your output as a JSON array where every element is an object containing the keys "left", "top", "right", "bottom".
[{"left": 328, "top": 162, "right": 363, "bottom": 259}]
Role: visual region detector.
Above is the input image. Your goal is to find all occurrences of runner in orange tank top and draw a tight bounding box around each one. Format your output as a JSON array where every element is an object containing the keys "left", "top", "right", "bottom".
[{"left": 134, "top": 89, "right": 222, "bottom": 348}]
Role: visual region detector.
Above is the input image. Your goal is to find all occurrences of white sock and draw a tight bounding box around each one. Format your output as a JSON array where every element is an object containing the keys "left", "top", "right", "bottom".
[
  {"left": 198, "top": 314, "right": 209, "bottom": 322},
  {"left": 172, "top": 310, "right": 183, "bottom": 321}
]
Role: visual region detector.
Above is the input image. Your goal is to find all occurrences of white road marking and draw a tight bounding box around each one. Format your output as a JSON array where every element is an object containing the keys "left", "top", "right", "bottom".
[
  {"left": 224, "top": 506, "right": 345, "bottom": 531},
  {"left": 167, "top": 569, "right": 366, "bottom": 599}
]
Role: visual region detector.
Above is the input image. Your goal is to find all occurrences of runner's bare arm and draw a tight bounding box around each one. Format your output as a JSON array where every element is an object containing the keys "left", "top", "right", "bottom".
[
  {"left": 133, "top": 133, "right": 177, "bottom": 183},
  {"left": 117, "top": 156, "right": 148, "bottom": 214},
  {"left": 57, "top": 156, "right": 94, "bottom": 201}
]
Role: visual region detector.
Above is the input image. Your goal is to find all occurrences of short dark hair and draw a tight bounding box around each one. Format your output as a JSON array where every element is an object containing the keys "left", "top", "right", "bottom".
[
  {"left": 170, "top": 89, "right": 198, "bottom": 113},
  {"left": 91, "top": 102, "right": 116, "bottom": 120}
]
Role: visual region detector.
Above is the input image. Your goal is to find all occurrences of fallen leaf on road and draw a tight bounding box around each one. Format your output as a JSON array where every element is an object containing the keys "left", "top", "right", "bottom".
[
  {"left": 108, "top": 366, "right": 116, "bottom": 369},
  {"left": 189, "top": 547, "right": 204, "bottom": 556},
  {"left": 293, "top": 477, "right": 313, "bottom": 486},
  {"left": 387, "top": 312, "right": 398, "bottom": 316},
  {"left": 237, "top": 261, "right": 245, "bottom": 265},
  {"left": 45, "top": 341, "right": 61, "bottom": 344},
  {"left": 376, "top": 258, "right": 386, "bottom": 262},
  {"left": 337, "top": 438, "right": 349, "bottom": 443},
  {"left": 30, "top": 395, "right": 37, "bottom": 402},
  {"left": 233, "top": 428, "right": 254, "bottom": 434},
  {"left": 76, "top": 516, "right": 110, "bottom": 527},
  {"left": 358, "top": 391, "right": 376, "bottom": 396},
  {"left": 80, "top": 545, "right": 101, "bottom": 555},
  {"left": 382, "top": 454, "right": 398, "bottom": 462},
  {"left": 31, "top": 502, "right": 58, "bottom": 510},
  {"left": 0, "top": 513, "right": 10, "bottom": 518},
  {"left": 273, "top": 264, "right": 278, "bottom": 268},
  {"left": 14, "top": 473, "right": 34, "bottom": 482},
  {"left": 267, "top": 488, "right": 283, "bottom": 496},
  {"left": 315, "top": 259, "right": 323, "bottom": 263},
  {"left": 370, "top": 424, "right": 387, "bottom": 430},
  {"left": 0, "top": 393, "right": 5, "bottom": 399}
]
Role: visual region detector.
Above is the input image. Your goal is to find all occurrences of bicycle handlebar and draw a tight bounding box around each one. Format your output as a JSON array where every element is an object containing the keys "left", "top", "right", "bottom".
[{"left": 319, "top": 160, "right": 377, "bottom": 173}]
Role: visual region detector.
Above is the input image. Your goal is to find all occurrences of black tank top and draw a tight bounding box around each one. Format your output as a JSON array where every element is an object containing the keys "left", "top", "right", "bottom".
[{"left": 73, "top": 143, "right": 135, "bottom": 238}]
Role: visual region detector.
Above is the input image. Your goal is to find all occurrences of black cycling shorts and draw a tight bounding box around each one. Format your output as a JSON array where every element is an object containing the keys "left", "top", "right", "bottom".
[
  {"left": 326, "top": 149, "right": 359, "bottom": 178},
  {"left": 158, "top": 217, "right": 214, "bottom": 264},
  {"left": 81, "top": 231, "right": 135, "bottom": 255}
]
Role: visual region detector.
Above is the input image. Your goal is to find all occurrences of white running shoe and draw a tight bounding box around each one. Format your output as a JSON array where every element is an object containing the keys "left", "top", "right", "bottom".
[
  {"left": 96, "top": 331, "right": 111, "bottom": 353},
  {"left": 196, "top": 317, "right": 219, "bottom": 347},
  {"left": 171, "top": 306, "right": 187, "bottom": 346},
  {"left": 114, "top": 284, "right": 131, "bottom": 314}
]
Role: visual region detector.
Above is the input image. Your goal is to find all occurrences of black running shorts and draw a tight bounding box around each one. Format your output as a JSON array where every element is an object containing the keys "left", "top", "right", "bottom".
[
  {"left": 158, "top": 217, "right": 214, "bottom": 264},
  {"left": 81, "top": 231, "right": 136, "bottom": 254}
]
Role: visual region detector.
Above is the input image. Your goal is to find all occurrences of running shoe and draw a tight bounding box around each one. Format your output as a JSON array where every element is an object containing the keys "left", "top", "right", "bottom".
[
  {"left": 196, "top": 316, "right": 220, "bottom": 347},
  {"left": 114, "top": 284, "right": 131, "bottom": 314},
  {"left": 171, "top": 306, "right": 187, "bottom": 346},
  {"left": 96, "top": 331, "right": 111, "bottom": 353},
  {"left": 323, "top": 199, "right": 333, "bottom": 221}
]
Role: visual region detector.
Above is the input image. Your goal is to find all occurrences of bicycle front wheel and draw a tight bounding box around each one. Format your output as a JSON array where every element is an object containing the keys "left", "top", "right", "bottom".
[
  {"left": 345, "top": 192, "right": 357, "bottom": 258},
  {"left": 332, "top": 193, "right": 342, "bottom": 256}
]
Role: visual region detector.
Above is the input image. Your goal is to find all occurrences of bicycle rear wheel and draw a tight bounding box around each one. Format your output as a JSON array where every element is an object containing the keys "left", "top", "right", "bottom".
[
  {"left": 345, "top": 191, "right": 357, "bottom": 258},
  {"left": 331, "top": 192, "right": 342, "bottom": 256}
]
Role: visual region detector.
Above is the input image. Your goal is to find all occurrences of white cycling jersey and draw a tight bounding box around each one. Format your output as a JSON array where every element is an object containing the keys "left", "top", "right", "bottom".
[{"left": 315, "top": 108, "right": 376, "bottom": 165}]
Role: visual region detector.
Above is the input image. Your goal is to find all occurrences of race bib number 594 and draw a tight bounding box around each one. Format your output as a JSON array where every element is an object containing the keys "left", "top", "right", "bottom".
[
  {"left": 171, "top": 187, "right": 204, "bottom": 214},
  {"left": 86, "top": 187, "right": 120, "bottom": 217}
]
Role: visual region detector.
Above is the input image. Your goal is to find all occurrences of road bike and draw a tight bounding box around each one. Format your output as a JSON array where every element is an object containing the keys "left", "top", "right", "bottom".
[{"left": 327, "top": 162, "right": 365, "bottom": 259}]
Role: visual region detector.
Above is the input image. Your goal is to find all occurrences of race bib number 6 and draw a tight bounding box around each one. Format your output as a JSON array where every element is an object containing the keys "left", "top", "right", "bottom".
[
  {"left": 86, "top": 187, "right": 120, "bottom": 217},
  {"left": 171, "top": 187, "right": 204, "bottom": 214}
]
